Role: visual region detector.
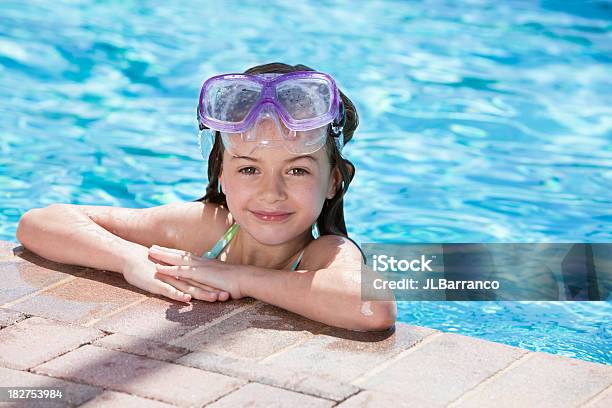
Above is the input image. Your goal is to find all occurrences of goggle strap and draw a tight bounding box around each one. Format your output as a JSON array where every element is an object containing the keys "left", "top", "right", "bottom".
[
  {"left": 330, "top": 100, "right": 346, "bottom": 152},
  {"left": 334, "top": 134, "right": 344, "bottom": 152}
]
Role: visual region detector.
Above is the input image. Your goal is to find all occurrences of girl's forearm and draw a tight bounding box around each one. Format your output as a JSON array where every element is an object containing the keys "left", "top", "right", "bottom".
[
  {"left": 237, "top": 265, "right": 397, "bottom": 331},
  {"left": 16, "top": 204, "right": 142, "bottom": 274}
]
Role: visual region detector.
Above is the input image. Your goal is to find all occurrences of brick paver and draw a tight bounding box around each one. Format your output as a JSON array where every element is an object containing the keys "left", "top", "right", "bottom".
[
  {"left": 7, "top": 273, "right": 145, "bottom": 325},
  {"left": 0, "top": 259, "right": 73, "bottom": 305},
  {"left": 93, "top": 296, "right": 256, "bottom": 343},
  {"left": 177, "top": 350, "right": 359, "bottom": 401},
  {"left": 0, "top": 365, "right": 102, "bottom": 407},
  {"left": 356, "top": 332, "right": 528, "bottom": 405},
  {"left": 452, "top": 352, "right": 612, "bottom": 407},
  {"left": 206, "top": 382, "right": 334, "bottom": 408},
  {"left": 583, "top": 385, "right": 612, "bottom": 408},
  {"left": 0, "top": 240, "right": 21, "bottom": 259},
  {"left": 34, "top": 344, "right": 245, "bottom": 407},
  {"left": 0, "top": 316, "right": 104, "bottom": 370},
  {"left": 93, "top": 332, "right": 190, "bottom": 362},
  {"left": 337, "top": 390, "right": 425, "bottom": 408},
  {"left": 0, "top": 307, "right": 26, "bottom": 328},
  {"left": 78, "top": 390, "right": 178, "bottom": 407},
  {"left": 261, "top": 323, "right": 436, "bottom": 382},
  {"left": 170, "top": 302, "right": 329, "bottom": 360}
]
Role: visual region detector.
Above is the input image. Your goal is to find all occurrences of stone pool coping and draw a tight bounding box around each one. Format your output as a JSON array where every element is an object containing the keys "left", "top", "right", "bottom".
[{"left": 1, "top": 240, "right": 610, "bottom": 407}]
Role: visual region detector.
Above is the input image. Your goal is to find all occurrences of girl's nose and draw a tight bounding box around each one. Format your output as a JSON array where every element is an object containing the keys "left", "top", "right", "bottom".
[{"left": 258, "top": 173, "right": 288, "bottom": 202}]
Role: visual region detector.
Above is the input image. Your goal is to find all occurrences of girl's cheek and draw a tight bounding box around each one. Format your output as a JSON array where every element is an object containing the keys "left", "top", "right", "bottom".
[{"left": 289, "top": 180, "right": 317, "bottom": 193}]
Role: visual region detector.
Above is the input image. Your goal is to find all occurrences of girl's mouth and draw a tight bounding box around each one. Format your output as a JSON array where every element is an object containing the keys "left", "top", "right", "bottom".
[{"left": 250, "top": 210, "right": 293, "bottom": 222}]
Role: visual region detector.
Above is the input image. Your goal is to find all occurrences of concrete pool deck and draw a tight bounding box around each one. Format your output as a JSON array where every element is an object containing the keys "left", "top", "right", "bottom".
[{"left": 1, "top": 239, "right": 610, "bottom": 407}]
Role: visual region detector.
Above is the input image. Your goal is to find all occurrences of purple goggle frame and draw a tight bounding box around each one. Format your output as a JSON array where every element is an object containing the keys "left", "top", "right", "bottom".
[{"left": 197, "top": 71, "right": 345, "bottom": 135}]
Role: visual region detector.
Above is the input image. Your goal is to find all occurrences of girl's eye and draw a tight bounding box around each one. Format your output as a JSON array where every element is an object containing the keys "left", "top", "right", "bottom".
[
  {"left": 289, "top": 168, "right": 309, "bottom": 176},
  {"left": 238, "top": 167, "right": 258, "bottom": 175},
  {"left": 238, "top": 167, "right": 309, "bottom": 176}
]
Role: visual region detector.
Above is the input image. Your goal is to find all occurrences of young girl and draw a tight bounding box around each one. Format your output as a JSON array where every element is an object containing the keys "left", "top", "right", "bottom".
[{"left": 16, "top": 62, "right": 396, "bottom": 332}]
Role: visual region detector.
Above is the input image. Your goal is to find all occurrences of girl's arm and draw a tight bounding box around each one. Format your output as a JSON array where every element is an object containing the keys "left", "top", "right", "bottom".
[
  {"left": 16, "top": 202, "right": 229, "bottom": 272},
  {"left": 236, "top": 235, "right": 397, "bottom": 332},
  {"left": 151, "top": 234, "right": 397, "bottom": 331},
  {"left": 15, "top": 202, "right": 232, "bottom": 302},
  {"left": 16, "top": 204, "right": 148, "bottom": 273}
]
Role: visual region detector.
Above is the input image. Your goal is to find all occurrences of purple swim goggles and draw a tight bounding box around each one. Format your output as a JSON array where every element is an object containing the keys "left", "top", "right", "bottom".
[{"left": 197, "top": 71, "right": 346, "bottom": 156}]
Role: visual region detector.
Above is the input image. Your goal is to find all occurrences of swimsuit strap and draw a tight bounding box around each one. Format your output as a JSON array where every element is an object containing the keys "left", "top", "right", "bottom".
[
  {"left": 204, "top": 222, "right": 239, "bottom": 259},
  {"left": 289, "top": 249, "right": 304, "bottom": 271},
  {"left": 204, "top": 222, "right": 305, "bottom": 271}
]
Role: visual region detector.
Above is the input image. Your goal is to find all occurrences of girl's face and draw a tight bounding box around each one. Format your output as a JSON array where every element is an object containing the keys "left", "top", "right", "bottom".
[{"left": 219, "top": 135, "right": 340, "bottom": 245}]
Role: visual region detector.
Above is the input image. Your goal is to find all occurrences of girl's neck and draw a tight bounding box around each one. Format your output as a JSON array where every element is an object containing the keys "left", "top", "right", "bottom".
[{"left": 227, "top": 224, "right": 313, "bottom": 270}]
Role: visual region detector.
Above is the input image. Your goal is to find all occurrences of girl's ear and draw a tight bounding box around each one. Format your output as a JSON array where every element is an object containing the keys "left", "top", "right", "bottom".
[
  {"left": 326, "top": 165, "right": 344, "bottom": 200},
  {"left": 327, "top": 160, "right": 354, "bottom": 199}
]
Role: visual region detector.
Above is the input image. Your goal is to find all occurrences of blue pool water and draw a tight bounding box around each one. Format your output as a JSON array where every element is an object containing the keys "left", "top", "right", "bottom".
[{"left": 1, "top": 1, "right": 610, "bottom": 364}]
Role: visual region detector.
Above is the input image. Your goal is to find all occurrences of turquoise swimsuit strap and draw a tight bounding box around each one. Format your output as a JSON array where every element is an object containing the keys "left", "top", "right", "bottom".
[
  {"left": 289, "top": 249, "right": 304, "bottom": 271},
  {"left": 204, "top": 222, "right": 305, "bottom": 271},
  {"left": 204, "top": 222, "right": 239, "bottom": 259}
]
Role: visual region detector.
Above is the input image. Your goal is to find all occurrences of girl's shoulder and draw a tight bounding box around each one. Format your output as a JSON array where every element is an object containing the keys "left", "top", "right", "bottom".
[
  {"left": 169, "top": 201, "right": 234, "bottom": 255},
  {"left": 300, "top": 234, "right": 366, "bottom": 270}
]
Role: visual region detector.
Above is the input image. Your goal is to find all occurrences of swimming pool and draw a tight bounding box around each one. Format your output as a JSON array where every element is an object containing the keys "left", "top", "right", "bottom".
[{"left": 1, "top": 0, "right": 610, "bottom": 364}]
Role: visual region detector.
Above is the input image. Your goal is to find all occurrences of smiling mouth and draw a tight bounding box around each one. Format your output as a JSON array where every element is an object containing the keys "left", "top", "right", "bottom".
[{"left": 250, "top": 210, "right": 293, "bottom": 222}]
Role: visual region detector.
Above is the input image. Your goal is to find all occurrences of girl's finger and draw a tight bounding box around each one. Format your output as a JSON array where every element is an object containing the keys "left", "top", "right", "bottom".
[
  {"left": 152, "top": 279, "right": 191, "bottom": 303},
  {"left": 180, "top": 277, "right": 231, "bottom": 302},
  {"left": 180, "top": 276, "right": 227, "bottom": 293},
  {"left": 157, "top": 274, "right": 219, "bottom": 302},
  {"left": 155, "top": 264, "right": 194, "bottom": 279},
  {"left": 148, "top": 246, "right": 202, "bottom": 266},
  {"left": 154, "top": 259, "right": 230, "bottom": 298},
  {"left": 149, "top": 256, "right": 173, "bottom": 267},
  {"left": 150, "top": 245, "right": 183, "bottom": 254}
]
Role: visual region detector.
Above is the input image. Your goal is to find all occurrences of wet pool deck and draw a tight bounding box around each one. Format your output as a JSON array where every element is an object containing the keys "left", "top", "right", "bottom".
[{"left": 1, "top": 240, "right": 611, "bottom": 407}]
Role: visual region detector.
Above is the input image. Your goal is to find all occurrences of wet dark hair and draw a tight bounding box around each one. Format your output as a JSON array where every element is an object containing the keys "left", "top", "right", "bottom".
[{"left": 192, "top": 62, "right": 364, "bottom": 260}]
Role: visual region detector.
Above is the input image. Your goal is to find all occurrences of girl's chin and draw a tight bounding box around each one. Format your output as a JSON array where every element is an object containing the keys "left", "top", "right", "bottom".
[
  {"left": 250, "top": 231, "right": 295, "bottom": 246},
  {"left": 241, "top": 217, "right": 311, "bottom": 243}
]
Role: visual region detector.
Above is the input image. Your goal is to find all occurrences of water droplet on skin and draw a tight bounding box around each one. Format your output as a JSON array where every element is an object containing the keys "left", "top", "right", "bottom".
[{"left": 361, "top": 301, "right": 373, "bottom": 316}]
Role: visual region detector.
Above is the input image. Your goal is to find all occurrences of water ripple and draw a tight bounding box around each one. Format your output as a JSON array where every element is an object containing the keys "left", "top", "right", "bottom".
[{"left": 1, "top": 0, "right": 610, "bottom": 364}]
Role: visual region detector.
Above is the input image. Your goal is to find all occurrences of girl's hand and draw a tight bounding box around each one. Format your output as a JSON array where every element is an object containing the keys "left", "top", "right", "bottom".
[
  {"left": 148, "top": 245, "right": 245, "bottom": 300},
  {"left": 121, "top": 249, "right": 230, "bottom": 303},
  {"left": 161, "top": 275, "right": 231, "bottom": 303}
]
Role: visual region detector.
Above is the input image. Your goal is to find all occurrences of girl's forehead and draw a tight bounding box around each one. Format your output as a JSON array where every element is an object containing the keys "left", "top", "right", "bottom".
[{"left": 224, "top": 146, "right": 329, "bottom": 164}]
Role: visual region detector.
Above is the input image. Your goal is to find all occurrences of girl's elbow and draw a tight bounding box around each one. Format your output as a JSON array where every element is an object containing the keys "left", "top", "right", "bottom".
[
  {"left": 360, "top": 300, "right": 397, "bottom": 332},
  {"left": 16, "top": 209, "right": 39, "bottom": 245}
]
